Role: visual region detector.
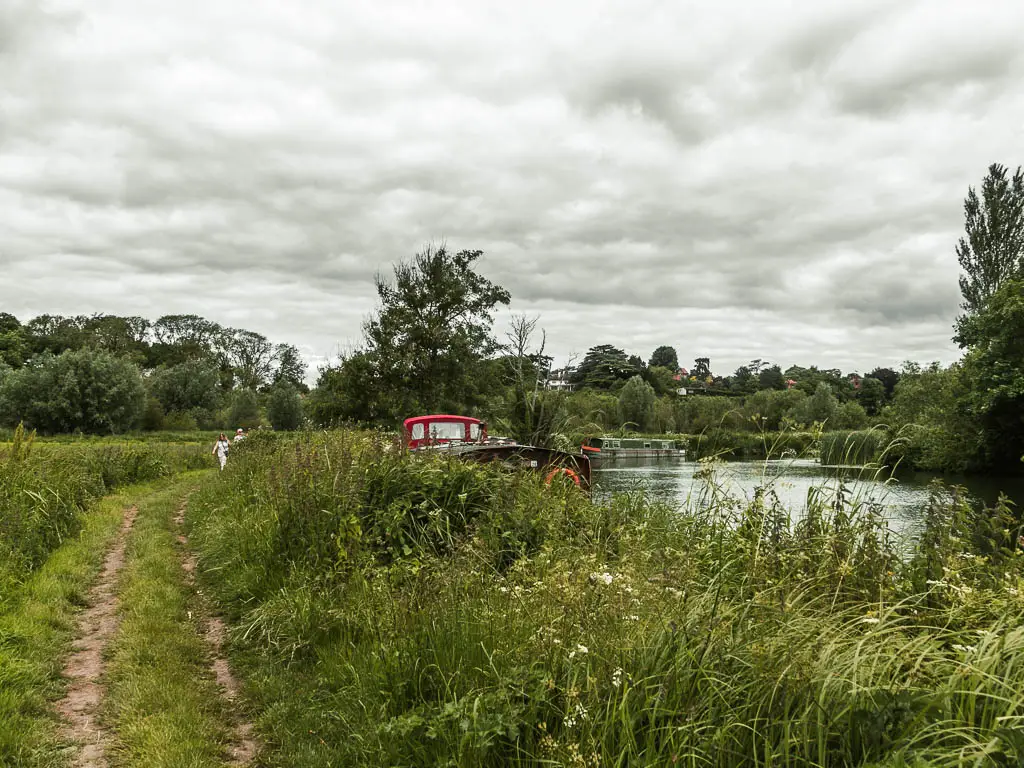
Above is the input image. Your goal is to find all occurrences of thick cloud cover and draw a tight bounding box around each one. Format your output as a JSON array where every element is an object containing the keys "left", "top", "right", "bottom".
[{"left": 2, "top": 0, "right": 1023, "bottom": 376}]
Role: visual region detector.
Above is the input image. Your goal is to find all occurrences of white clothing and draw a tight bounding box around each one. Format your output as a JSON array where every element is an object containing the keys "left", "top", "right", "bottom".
[{"left": 214, "top": 438, "right": 230, "bottom": 470}]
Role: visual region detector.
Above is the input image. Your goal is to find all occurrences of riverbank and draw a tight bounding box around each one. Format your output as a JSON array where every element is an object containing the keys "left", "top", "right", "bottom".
[{"left": 185, "top": 429, "right": 1024, "bottom": 766}]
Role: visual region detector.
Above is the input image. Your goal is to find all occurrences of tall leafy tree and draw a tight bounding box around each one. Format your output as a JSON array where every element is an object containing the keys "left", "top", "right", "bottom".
[
  {"left": 955, "top": 163, "right": 1024, "bottom": 339},
  {"left": 649, "top": 345, "right": 679, "bottom": 371},
  {"left": 272, "top": 343, "right": 308, "bottom": 392},
  {"left": 227, "top": 329, "right": 275, "bottom": 391},
  {"left": 868, "top": 367, "right": 900, "bottom": 400},
  {"left": 691, "top": 357, "right": 711, "bottom": 380},
  {"left": 267, "top": 382, "right": 304, "bottom": 430},
  {"left": 957, "top": 278, "right": 1024, "bottom": 470},
  {"left": 618, "top": 375, "right": 656, "bottom": 431},
  {"left": 148, "top": 359, "right": 222, "bottom": 415},
  {"left": 0, "top": 313, "right": 27, "bottom": 368},
  {"left": 361, "top": 245, "right": 510, "bottom": 422},
  {"left": 572, "top": 345, "right": 638, "bottom": 390}
]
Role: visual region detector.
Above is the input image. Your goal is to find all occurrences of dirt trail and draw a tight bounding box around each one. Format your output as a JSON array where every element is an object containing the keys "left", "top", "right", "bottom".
[
  {"left": 55, "top": 505, "right": 138, "bottom": 768},
  {"left": 174, "top": 504, "right": 258, "bottom": 765}
]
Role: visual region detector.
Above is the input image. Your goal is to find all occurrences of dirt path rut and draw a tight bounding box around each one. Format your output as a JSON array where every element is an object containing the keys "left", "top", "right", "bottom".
[
  {"left": 55, "top": 505, "right": 138, "bottom": 768},
  {"left": 174, "top": 504, "right": 258, "bottom": 765}
]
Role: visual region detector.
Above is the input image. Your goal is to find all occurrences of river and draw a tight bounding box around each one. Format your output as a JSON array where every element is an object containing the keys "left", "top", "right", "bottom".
[{"left": 592, "top": 457, "right": 1024, "bottom": 540}]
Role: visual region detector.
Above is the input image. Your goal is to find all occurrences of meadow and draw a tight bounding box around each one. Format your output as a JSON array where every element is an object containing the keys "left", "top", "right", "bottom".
[{"left": 184, "top": 429, "right": 1024, "bottom": 767}]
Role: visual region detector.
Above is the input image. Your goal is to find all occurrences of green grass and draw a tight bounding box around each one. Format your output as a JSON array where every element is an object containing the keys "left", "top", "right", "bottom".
[
  {"left": 186, "top": 429, "right": 1024, "bottom": 767},
  {"left": 0, "top": 480, "right": 167, "bottom": 767},
  {"left": 103, "top": 472, "right": 234, "bottom": 768},
  {"left": 0, "top": 429, "right": 213, "bottom": 598}
]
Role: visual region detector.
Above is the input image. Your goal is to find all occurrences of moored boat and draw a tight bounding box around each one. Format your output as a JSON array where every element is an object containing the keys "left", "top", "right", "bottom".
[
  {"left": 583, "top": 436, "right": 684, "bottom": 461},
  {"left": 402, "top": 415, "right": 592, "bottom": 490}
]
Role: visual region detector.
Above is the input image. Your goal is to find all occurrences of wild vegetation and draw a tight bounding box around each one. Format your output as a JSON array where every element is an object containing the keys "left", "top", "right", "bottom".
[
  {"left": 0, "top": 427, "right": 208, "bottom": 597},
  {"left": 185, "top": 429, "right": 1024, "bottom": 767}
]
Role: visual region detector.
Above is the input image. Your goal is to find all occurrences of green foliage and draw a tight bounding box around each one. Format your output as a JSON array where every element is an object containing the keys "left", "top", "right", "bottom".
[
  {"left": 273, "top": 343, "right": 308, "bottom": 391},
  {"left": 162, "top": 410, "right": 199, "bottom": 431},
  {"left": 572, "top": 345, "right": 639, "bottom": 390},
  {"left": 140, "top": 396, "right": 165, "bottom": 431},
  {"left": 883, "top": 363, "right": 981, "bottom": 473},
  {"left": 834, "top": 399, "right": 869, "bottom": 429},
  {"left": 648, "top": 345, "right": 679, "bottom": 370},
  {"left": 742, "top": 388, "right": 806, "bottom": 431},
  {"left": 955, "top": 163, "right": 1024, "bottom": 323},
  {"left": 790, "top": 382, "right": 840, "bottom": 427},
  {"left": 267, "top": 383, "right": 304, "bottom": 431},
  {"left": 0, "top": 348, "right": 146, "bottom": 434},
  {"left": 186, "top": 430, "right": 1024, "bottom": 767},
  {"left": 857, "top": 375, "right": 886, "bottom": 415},
  {"left": 644, "top": 365, "right": 676, "bottom": 396},
  {"left": 0, "top": 441, "right": 208, "bottom": 594},
  {"left": 674, "top": 395, "right": 743, "bottom": 433},
  {"left": 320, "top": 245, "right": 510, "bottom": 425},
  {"left": 148, "top": 358, "right": 222, "bottom": 417},
  {"left": 956, "top": 279, "right": 1024, "bottom": 471},
  {"left": 617, "top": 375, "right": 656, "bottom": 431},
  {"left": 227, "top": 388, "right": 261, "bottom": 429},
  {"left": 819, "top": 429, "right": 890, "bottom": 465}
]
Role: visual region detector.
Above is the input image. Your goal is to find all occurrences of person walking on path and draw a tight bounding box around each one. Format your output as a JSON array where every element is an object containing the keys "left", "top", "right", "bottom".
[{"left": 212, "top": 433, "right": 231, "bottom": 470}]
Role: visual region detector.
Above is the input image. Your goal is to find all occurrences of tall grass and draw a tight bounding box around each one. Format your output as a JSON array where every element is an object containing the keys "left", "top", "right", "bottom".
[
  {"left": 187, "top": 430, "right": 1024, "bottom": 767},
  {"left": 819, "top": 428, "right": 891, "bottom": 466},
  {"left": 0, "top": 426, "right": 210, "bottom": 597}
]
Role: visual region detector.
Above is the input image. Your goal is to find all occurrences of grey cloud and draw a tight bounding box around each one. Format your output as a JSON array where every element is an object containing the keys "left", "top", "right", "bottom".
[{"left": 1, "top": 0, "right": 1022, "bottom": 378}]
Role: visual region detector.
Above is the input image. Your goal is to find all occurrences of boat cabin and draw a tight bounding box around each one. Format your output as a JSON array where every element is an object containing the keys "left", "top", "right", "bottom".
[{"left": 403, "top": 415, "right": 487, "bottom": 450}]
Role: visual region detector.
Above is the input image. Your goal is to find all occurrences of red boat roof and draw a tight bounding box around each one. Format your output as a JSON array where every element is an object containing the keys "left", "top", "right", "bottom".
[{"left": 403, "top": 415, "right": 483, "bottom": 428}]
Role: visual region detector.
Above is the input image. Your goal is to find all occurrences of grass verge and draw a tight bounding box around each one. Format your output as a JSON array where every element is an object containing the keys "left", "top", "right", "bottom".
[
  {"left": 0, "top": 479, "right": 167, "bottom": 767},
  {"left": 103, "top": 472, "right": 233, "bottom": 768}
]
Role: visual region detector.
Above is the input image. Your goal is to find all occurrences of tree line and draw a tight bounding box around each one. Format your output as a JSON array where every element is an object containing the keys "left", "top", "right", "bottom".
[
  {"left": 310, "top": 163, "right": 1024, "bottom": 475},
  {"left": 0, "top": 313, "right": 306, "bottom": 433},
  {"left": 3, "top": 162, "right": 1021, "bottom": 474}
]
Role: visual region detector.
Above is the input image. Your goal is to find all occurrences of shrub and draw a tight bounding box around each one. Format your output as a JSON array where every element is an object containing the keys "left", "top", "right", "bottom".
[
  {"left": 0, "top": 348, "right": 145, "bottom": 434},
  {"left": 267, "top": 384, "right": 303, "bottom": 431}
]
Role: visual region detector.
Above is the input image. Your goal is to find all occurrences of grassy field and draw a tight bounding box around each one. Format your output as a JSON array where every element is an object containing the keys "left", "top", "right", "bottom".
[{"left": 184, "top": 429, "right": 1024, "bottom": 767}]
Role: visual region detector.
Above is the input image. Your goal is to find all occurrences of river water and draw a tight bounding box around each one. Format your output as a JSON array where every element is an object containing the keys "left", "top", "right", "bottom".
[{"left": 592, "top": 457, "right": 1024, "bottom": 540}]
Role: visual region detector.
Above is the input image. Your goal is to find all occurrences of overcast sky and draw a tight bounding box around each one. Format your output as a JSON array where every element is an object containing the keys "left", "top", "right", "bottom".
[{"left": 2, "top": 0, "right": 1023, "bottom": 379}]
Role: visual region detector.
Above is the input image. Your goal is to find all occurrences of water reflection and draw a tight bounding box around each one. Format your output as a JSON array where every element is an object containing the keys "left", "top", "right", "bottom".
[{"left": 592, "top": 457, "right": 1024, "bottom": 541}]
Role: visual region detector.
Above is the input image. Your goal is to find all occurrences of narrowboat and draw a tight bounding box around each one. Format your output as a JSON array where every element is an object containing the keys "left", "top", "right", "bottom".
[
  {"left": 583, "top": 436, "right": 684, "bottom": 461},
  {"left": 402, "top": 415, "right": 592, "bottom": 491}
]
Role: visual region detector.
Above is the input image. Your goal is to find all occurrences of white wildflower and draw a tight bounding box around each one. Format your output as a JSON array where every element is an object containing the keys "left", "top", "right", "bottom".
[
  {"left": 499, "top": 586, "right": 509, "bottom": 593},
  {"left": 627, "top": 615, "right": 640, "bottom": 622},
  {"left": 565, "top": 702, "right": 588, "bottom": 728},
  {"left": 612, "top": 668, "right": 624, "bottom": 688},
  {"left": 952, "top": 644, "right": 977, "bottom": 654},
  {"left": 859, "top": 616, "right": 881, "bottom": 625},
  {"left": 569, "top": 643, "right": 589, "bottom": 659}
]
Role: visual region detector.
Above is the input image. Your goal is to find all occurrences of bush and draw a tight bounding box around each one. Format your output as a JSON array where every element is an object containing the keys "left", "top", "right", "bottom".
[
  {"left": 267, "top": 384, "right": 303, "bottom": 431},
  {"left": 162, "top": 411, "right": 199, "bottom": 431},
  {"left": 227, "top": 388, "right": 261, "bottom": 429},
  {"left": 0, "top": 348, "right": 146, "bottom": 434}
]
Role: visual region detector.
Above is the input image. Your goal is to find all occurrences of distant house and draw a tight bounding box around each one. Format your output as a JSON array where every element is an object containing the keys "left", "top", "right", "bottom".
[
  {"left": 848, "top": 373, "right": 862, "bottom": 390},
  {"left": 544, "top": 367, "right": 575, "bottom": 391},
  {"left": 672, "top": 367, "right": 689, "bottom": 382},
  {"left": 785, "top": 379, "right": 797, "bottom": 389}
]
